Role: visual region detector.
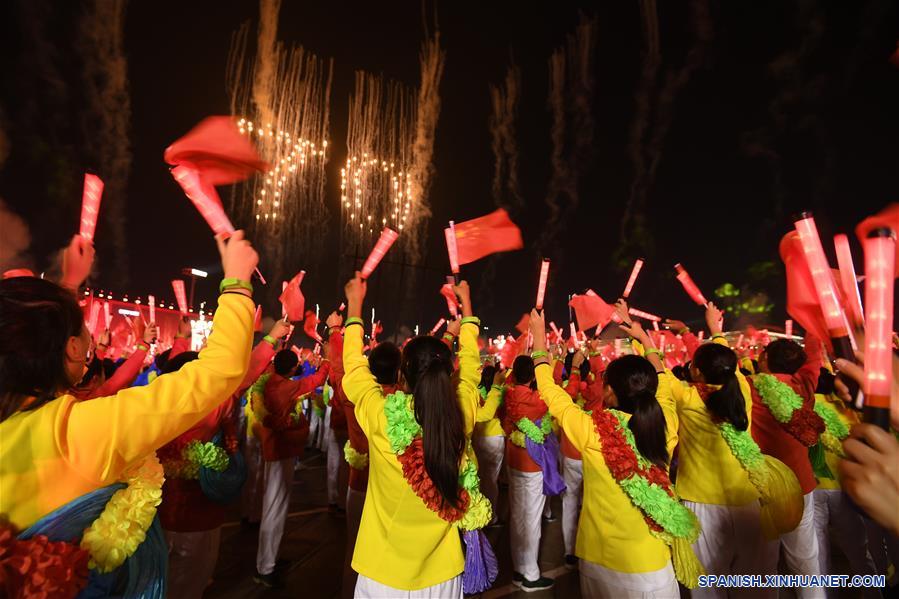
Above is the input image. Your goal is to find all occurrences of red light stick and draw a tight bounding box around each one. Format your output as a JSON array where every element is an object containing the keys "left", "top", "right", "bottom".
[
  {"left": 281, "top": 281, "right": 288, "bottom": 318},
  {"left": 253, "top": 305, "right": 263, "bottom": 332},
  {"left": 862, "top": 227, "right": 895, "bottom": 429},
  {"left": 674, "top": 263, "right": 708, "bottom": 306},
  {"left": 313, "top": 343, "right": 321, "bottom": 356},
  {"left": 785, "top": 319, "right": 793, "bottom": 337},
  {"left": 430, "top": 317, "right": 447, "bottom": 335},
  {"left": 103, "top": 301, "right": 112, "bottom": 330},
  {"left": 652, "top": 320, "right": 660, "bottom": 331},
  {"left": 172, "top": 280, "right": 188, "bottom": 315},
  {"left": 535, "top": 259, "right": 550, "bottom": 310},
  {"left": 549, "top": 321, "right": 563, "bottom": 343},
  {"left": 623, "top": 258, "right": 644, "bottom": 298},
  {"left": 444, "top": 222, "right": 460, "bottom": 284},
  {"left": 338, "top": 302, "right": 346, "bottom": 312},
  {"left": 360, "top": 228, "right": 398, "bottom": 279},
  {"left": 833, "top": 234, "right": 865, "bottom": 328},
  {"left": 628, "top": 307, "right": 662, "bottom": 322},
  {"left": 171, "top": 165, "right": 234, "bottom": 235},
  {"left": 79, "top": 173, "right": 104, "bottom": 241},
  {"left": 87, "top": 301, "right": 101, "bottom": 337},
  {"left": 569, "top": 322, "right": 578, "bottom": 341},
  {"left": 697, "top": 331, "right": 705, "bottom": 341},
  {"left": 148, "top": 295, "right": 156, "bottom": 324}
]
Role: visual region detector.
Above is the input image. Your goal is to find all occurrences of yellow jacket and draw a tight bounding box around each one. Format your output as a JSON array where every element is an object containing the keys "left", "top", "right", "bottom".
[
  {"left": 0, "top": 294, "right": 254, "bottom": 529},
  {"left": 342, "top": 321, "right": 481, "bottom": 590},
  {"left": 655, "top": 339, "right": 758, "bottom": 506},
  {"left": 474, "top": 385, "right": 504, "bottom": 438},
  {"left": 535, "top": 363, "right": 672, "bottom": 573}
]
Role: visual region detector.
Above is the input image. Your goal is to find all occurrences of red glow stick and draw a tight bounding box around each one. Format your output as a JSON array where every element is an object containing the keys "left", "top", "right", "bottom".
[
  {"left": 535, "top": 259, "right": 550, "bottom": 310},
  {"left": 444, "top": 223, "right": 460, "bottom": 278},
  {"left": 628, "top": 307, "right": 661, "bottom": 322},
  {"left": 862, "top": 227, "right": 895, "bottom": 428},
  {"left": 79, "top": 173, "right": 104, "bottom": 241},
  {"left": 171, "top": 165, "right": 234, "bottom": 236},
  {"left": 429, "top": 317, "right": 447, "bottom": 335},
  {"left": 697, "top": 331, "right": 705, "bottom": 341},
  {"left": 87, "top": 301, "right": 101, "bottom": 336},
  {"left": 623, "top": 258, "right": 644, "bottom": 298},
  {"left": 148, "top": 295, "right": 156, "bottom": 324},
  {"left": 549, "top": 321, "right": 563, "bottom": 343},
  {"left": 360, "top": 228, "right": 399, "bottom": 279},
  {"left": 793, "top": 214, "right": 848, "bottom": 335},
  {"left": 569, "top": 322, "right": 578, "bottom": 340},
  {"left": 674, "top": 263, "right": 708, "bottom": 306},
  {"left": 652, "top": 320, "right": 660, "bottom": 331},
  {"left": 785, "top": 319, "right": 793, "bottom": 337},
  {"left": 314, "top": 343, "right": 321, "bottom": 356},
  {"left": 253, "top": 305, "right": 263, "bottom": 332},
  {"left": 339, "top": 302, "right": 346, "bottom": 312},
  {"left": 281, "top": 281, "right": 288, "bottom": 318},
  {"left": 833, "top": 234, "right": 865, "bottom": 328},
  {"left": 103, "top": 301, "right": 112, "bottom": 330},
  {"left": 172, "top": 280, "right": 188, "bottom": 315}
]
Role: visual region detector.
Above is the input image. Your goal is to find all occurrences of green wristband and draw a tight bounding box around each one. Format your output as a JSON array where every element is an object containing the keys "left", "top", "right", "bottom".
[
  {"left": 345, "top": 317, "right": 364, "bottom": 328},
  {"left": 219, "top": 278, "right": 253, "bottom": 294},
  {"left": 460, "top": 316, "right": 480, "bottom": 327},
  {"left": 263, "top": 334, "right": 277, "bottom": 346},
  {"left": 710, "top": 333, "right": 727, "bottom": 341},
  {"left": 645, "top": 349, "right": 664, "bottom": 359},
  {"left": 530, "top": 350, "right": 549, "bottom": 360}
]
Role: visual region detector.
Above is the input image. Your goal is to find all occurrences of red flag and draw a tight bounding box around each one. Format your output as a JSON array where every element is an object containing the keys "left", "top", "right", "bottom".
[
  {"left": 856, "top": 203, "right": 899, "bottom": 278},
  {"left": 498, "top": 336, "right": 520, "bottom": 368},
  {"left": 453, "top": 209, "right": 524, "bottom": 265},
  {"left": 164, "top": 116, "right": 267, "bottom": 185},
  {"left": 440, "top": 284, "right": 460, "bottom": 317},
  {"left": 515, "top": 313, "right": 531, "bottom": 335},
  {"left": 303, "top": 310, "right": 322, "bottom": 343},
  {"left": 780, "top": 231, "right": 831, "bottom": 349},
  {"left": 569, "top": 293, "right": 616, "bottom": 331},
  {"left": 279, "top": 271, "right": 306, "bottom": 321}
]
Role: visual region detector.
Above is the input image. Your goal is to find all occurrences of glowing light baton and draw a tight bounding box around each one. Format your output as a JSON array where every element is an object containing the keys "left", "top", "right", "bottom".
[
  {"left": 79, "top": 173, "right": 104, "bottom": 241},
  {"left": 87, "top": 301, "right": 101, "bottom": 336},
  {"left": 623, "top": 258, "right": 644, "bottom": 298},
  {"left": 360, "top": 228, "right": 398, "bottom": 279},
  {"left": 172, "top": 280, "right": 188, "bottom": 315},
  {"left": 281, "top": 281, "right": 288, "bottom": 318},
  {"left": 430, "top": 317, "right": 447, "bottom": 335},
  {"left": 785, "top": 319, "right": 793, "bottom": 337},
  {"left": 862, "top": 227, "right": 895, "bottom": 429},
  {"left": 549, "top": 321, "right": 563, "bottom": 343},
  {"left": 833, "top": 234, "right": 864, "bottom": 328},
  {"left": 535, "top": 259, "right": 550, "bottom": 310},
  {"left": 103, "top": 301, "right": 112, "bottom": 330},
  {"left": 148, "top": 295, "right": 156, "bottom": 324},
  {"left": 674, "top": 263, "right": 708, "bottom": 306},
  {"left": 444, "top": 222, "right": 460, "bottom": 284},
  {"left": 628, "top": 307, "right": 662, "bottom": 322}
]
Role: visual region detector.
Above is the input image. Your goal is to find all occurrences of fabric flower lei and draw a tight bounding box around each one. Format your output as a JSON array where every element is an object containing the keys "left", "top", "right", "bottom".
[
  {"left": 812, "top": 399, "right": 849, "bottom": 457},
  {"left": 0, "top": 518, "right": 90, "bottom": 597},
  {"left": 510, "top": 416, "right": 553, "bottom": 448},
  {"left": 384, "top": 391, "right": 492, "bottom": 530},
  {"left": 752, "top": 374, "right": 824, "bottom": 447},
  {"left": 344, "top": 441, "right": 369, "bottom": 470},
  {"left": 80, "top": 454, "right": 164, "bottom": 573},
  {"left": 163, "top": 440, "right": 230, "bottom": 480}
]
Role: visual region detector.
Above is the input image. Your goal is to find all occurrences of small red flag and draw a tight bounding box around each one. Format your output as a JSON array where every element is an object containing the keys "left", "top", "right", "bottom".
[
  {"left": 453, "top": 209, "right": 524, "bottom": 266},
  {"left": 303, "top": 310, "right": 322, "bottom": 343},
  {"left": 515, "top": 313, "right": 531, "bottom": 335},
  {"left": 279, "top": 271, "right": 306, "bottom": 322},
  {"left": 164, "top": 116, "right": 268, "bottom": 185},
  {"left": 569, "top": 293, "right": 616, "bottom": 331},
  {"left": 440, "top": 284, "right": 460, "bottom": 317}
]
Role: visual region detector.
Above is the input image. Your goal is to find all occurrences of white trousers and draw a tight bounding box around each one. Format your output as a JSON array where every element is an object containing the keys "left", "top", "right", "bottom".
[
  {"left": 165, "top": 527, "right": 221, "bottom": 599},
  {"left": 579, "top": 559, "right": 678, "bottom": 599},
  {"left": 813, "top": 489, "right": 879, "bottom": 599},
  {"left": 354, "top": 573, "right": 462, "bottom": 598},
  {"left": 256, "top": 458, "right": 294, "bottom": 575},
  {"left": 472, "top": 435, "right": 504, "bottom": 520},
  {"left": 509, "top": 468, "right": 546, "bottom": 581},
  {"left": 241, "top": 435, "right": 264, "bottom": 522},
  {"left": 561, "top": 456, "right": 583, "bottom": 556},
  {"left": 684, "top": 500, "right": 777, "bottom": 599},
  {"left": 326, "top": 426, "right": 341, "bottom": 505},
  {"left": 776, "top": 492, "right": 824, "bottom": 599}
]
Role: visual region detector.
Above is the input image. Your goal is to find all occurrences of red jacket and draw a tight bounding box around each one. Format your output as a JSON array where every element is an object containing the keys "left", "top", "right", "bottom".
[
  {"left": 750, "top": 335, "right": 823, "bottom": 494},
  {"left": 327, "top": 331, "right": 349, "bottom": 437},
  {"left": 259, "top": 363, "right": 330, "bottom": 461},
  {"left": 503, "top": 383, "right": 548, "bottom": 472}
]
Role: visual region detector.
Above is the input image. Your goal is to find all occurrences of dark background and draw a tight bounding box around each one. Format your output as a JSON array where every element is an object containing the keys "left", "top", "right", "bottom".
[{"left": 1, "top": 1, "right": 897, "bottom": 337}]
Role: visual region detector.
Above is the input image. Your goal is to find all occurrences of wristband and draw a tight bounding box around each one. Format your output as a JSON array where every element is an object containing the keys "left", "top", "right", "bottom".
[
  {"left": 491, "top": 384, "right": 504, "bottom": 391},
  {"left": 645, "top": 349, "right": 664, "bottom": 360},
  {"left": 345, "top": 317, "right": 364, "bottom": 328},
  {"left": 219, "top": 278, "right": 253, "bottom": 294},
  {"left": 710, "top": 333, "right": 727, "bottom": 341},
  {"left": 460, "top": 316, "right": 480, "bottom": 327},
  {"left": 530, "top": 350, "right": 549, "bottom": 360},
  {"left": 137, "top": 343, "right": 149, "bottom": 352},
  {"left": 442, "top": 332, "right": 456, "bottom": 341},
  {"left": 263, "top": 334, "right": 277, "bottom": 346}
]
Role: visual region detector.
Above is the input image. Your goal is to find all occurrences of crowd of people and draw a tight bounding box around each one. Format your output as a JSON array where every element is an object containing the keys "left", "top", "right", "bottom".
[{"left": 1, "top": 228, "right": 898, "bottom": 599}]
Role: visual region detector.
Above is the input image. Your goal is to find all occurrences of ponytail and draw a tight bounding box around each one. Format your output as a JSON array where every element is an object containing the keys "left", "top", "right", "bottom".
[
  {"left": 402, "top": 336, "right": 465, "bottom": 508},
  {"left": 605, "top": 355, "right": 669, "bottom": 469},
  {"left": 693, "top": 344, "right": 748, "bottom": 431}
]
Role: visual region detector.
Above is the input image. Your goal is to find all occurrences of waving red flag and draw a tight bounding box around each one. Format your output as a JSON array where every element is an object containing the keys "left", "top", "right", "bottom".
[
  {"left": 440, "top": 284, "right": 460, "bottom": 317},
  {"left": 164, "top": 116, "right": 268, "bottom": 185},
  {"left": 303, "top": 310, "right": 322, "bottom": 343},
  {"left": 279, "top": 271, "right": 306, "bottom": 322},
  {"left": 569, "top": 293, "right": 616, "bottom": 331},
  {"left": 453, "top": 209, "right": 524, "bottom": 265},
  {"left": 779, "top": 231, "right": 831, "bottom": 349},
  {"left": 856, "top": 203, "right": 899, "bottom": 278},
  {"left": 515, "top": 313, "right": 531, "bottom": 335}
]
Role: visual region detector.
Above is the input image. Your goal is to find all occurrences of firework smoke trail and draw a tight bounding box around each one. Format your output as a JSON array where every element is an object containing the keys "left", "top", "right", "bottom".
[
  {"left": 541, "top": 15, "right": 597, "bottom": 253},
  {"left": 227, "top": 0, "right": 333, "bottom": 283},
  {"left": 77, "top": 0, "right": 131, "bottom": 282},
  {"left": 489, "top": 62, "right": 523, "bottom": 211}
]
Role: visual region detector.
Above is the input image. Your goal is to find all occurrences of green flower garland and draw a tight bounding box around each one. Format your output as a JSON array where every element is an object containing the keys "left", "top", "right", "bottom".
[
  {"left": 754, "top": 374, "right": 802, "bottom": 422},
  {"left": 164, "top": 440, "right": 229, "bottom": 479},
  {"left": 510, "top": 416, "right": 553, "bottom": 448},
  {"left": 383, "top": 392, "right": 491, "bottom": 530},
  {"left": 344, "top": 440, "right": 369, "bottom": 470},
  {"left": 813, "top": 400, "right": 848, "bottom": 457},
  {"left": 717, "top": 422, "right": 772, "bottom": 502}
]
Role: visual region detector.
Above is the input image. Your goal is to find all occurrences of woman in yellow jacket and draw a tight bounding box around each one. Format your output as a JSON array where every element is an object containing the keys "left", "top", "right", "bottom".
[
  {"left": 0, "top": 231, "right": 259, "bottom": 596},
  {"left": 341, "top": 273, "right": 494, "bottom": 598},
  {"left": 529, "top": 310, "right": 702, "bottom": 598}
]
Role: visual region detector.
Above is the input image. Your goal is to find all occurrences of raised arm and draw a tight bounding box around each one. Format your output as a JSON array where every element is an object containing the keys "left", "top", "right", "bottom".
[
  {"left": 476, "top": 378, "right": 504, "bottom": 423},
  {"left": 90, "top": 344, "right": 149, "bottom": 398},
  {"left": 341, "top": 273, "right": 383, "bottom": 430},
  {"left": 452, "top": 281, "right": 482, "bottom": 433},
  {"left": 795, "top": 332, "right": 823, "bottom": 393}
]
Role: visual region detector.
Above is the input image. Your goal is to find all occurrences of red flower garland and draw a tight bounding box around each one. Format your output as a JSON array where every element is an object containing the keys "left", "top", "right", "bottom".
[
  {"left": 0, "top": 520, "right": 89, "bottom": 599},
  {"left": 396, "top": 437, "right": 470, "bottom": 522}
]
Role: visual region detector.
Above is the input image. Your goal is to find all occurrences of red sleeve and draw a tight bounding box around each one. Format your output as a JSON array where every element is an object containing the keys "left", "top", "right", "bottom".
[
  {"left": 295, "top": 362, "right": 331, "bottom": 397},
  {"left": 682, "top": 332, "right": 701, "bottom": 361},
  {"left": 169, "top": 337, "right": 191, "bottom": 360},
  {"left": 564, "top": 373, "right": 581, "bottom": 399},
  {"left": 328, "top": 330, "right": 344, "bottom": 387},
  {"left": 237, "top": 340, "right": 275, "bottom": 395},
  {"left": 441, "top": 334, "right": 454, "bottom": 350},
  {"left": 90, "top": 347, "right": 148, "bottom": 398},
  {"left": 794, "top": 333, "right": 823, "bottom": 398},
  {"left": 553, "top": 361, "right": 564, "bottom": 385}
]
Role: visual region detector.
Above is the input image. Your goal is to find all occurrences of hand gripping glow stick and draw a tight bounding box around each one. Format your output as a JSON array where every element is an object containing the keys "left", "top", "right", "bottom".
[
  {"left": 360, "top": 228, "right": 399, "bottom": 279},
  {"left": 430, "top": 317, "right": 447, "bottom": 335},
  {"left": 535, "top": 259, "right": 550, "bottom": 310},
  {"left": 79, "top": 173, "right": 104, "bottom": 241},
  {"left": 281, "top": 281, "right": 289, "bottom": 318},
  {"left": 444, "top": 222, "right": 460, "bottom": 284},
  {"left": 674, "top": 263, "right": 708, "bottom": 306},
  {"left": 148, "top": 295, "right": 156, "bottom": 324},
  {"left": 623, "top": 258, "right": 644, "bottom": 298},
  {"left": 628, "top": 307, "right": 662, "bottom": 322},
  {"left": 172, "top": 280, "right": 188, "bottom": 315},
  {"left": 833, "top": 234, "right": 865, "bottom": 328},
  {"left": 862, "top": 227, "right": 895, "bottom": 429}
]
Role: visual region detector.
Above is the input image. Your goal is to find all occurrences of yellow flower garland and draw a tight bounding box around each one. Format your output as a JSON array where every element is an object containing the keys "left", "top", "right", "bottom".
[
  {"left": 344, "top": 440, "right": 369, "bottom": 470},
  {"left": 80, "top": 454, "right": 164, "bottom": 573}
]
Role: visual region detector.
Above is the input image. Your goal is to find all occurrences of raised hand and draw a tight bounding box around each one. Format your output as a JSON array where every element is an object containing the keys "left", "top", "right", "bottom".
[
  {"left": 344, "top": 272, "right": 367, "bottom": 319},
  {"left": 61, "top": 235, "right": 95, "bottom": 291},
  {"left": 452, "top": 280, "right": 473, "bottom": 318},
  {"left": 216, "top": 230, "right": 258, "bottom": 288},
  {"left": 269, "top": 318, "right": 291, "bottom": 341},
  {"left": 143, "top": 324, "right": 159, "bottom": 344},
  {"left": 705, "top": 302, "right": 724, "bottom": 336},
  {"left": 445, "top": 317, "right": 461, "bottom": 338},
  {"left": 325, "top": 311, "right": 343, "bottom": 330},
  {"left": 528, "top": 309, "right": 547, "bottom": 353}
]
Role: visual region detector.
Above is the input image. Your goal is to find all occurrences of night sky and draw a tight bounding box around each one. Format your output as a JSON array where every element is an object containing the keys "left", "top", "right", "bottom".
[{"left": 2, "top": 1, "right": 898, "bottom": 337}]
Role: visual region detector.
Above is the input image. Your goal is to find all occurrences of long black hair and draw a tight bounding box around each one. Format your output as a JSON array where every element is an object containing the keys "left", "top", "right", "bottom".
[
  {"left": 478, "top": 363, "right": 497, "bottom": 391},
  {"left": 402, "top": 335, "right": 464, "bottom": 508},
  {"left": 692, "top": 343, "right": 748, "bottom": 430},
  {"left": 0, "top": 277, "right": 85, "bottom": 421},
  {"left": 604, "top": 355, "right": 669, "bottom": 469}
]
